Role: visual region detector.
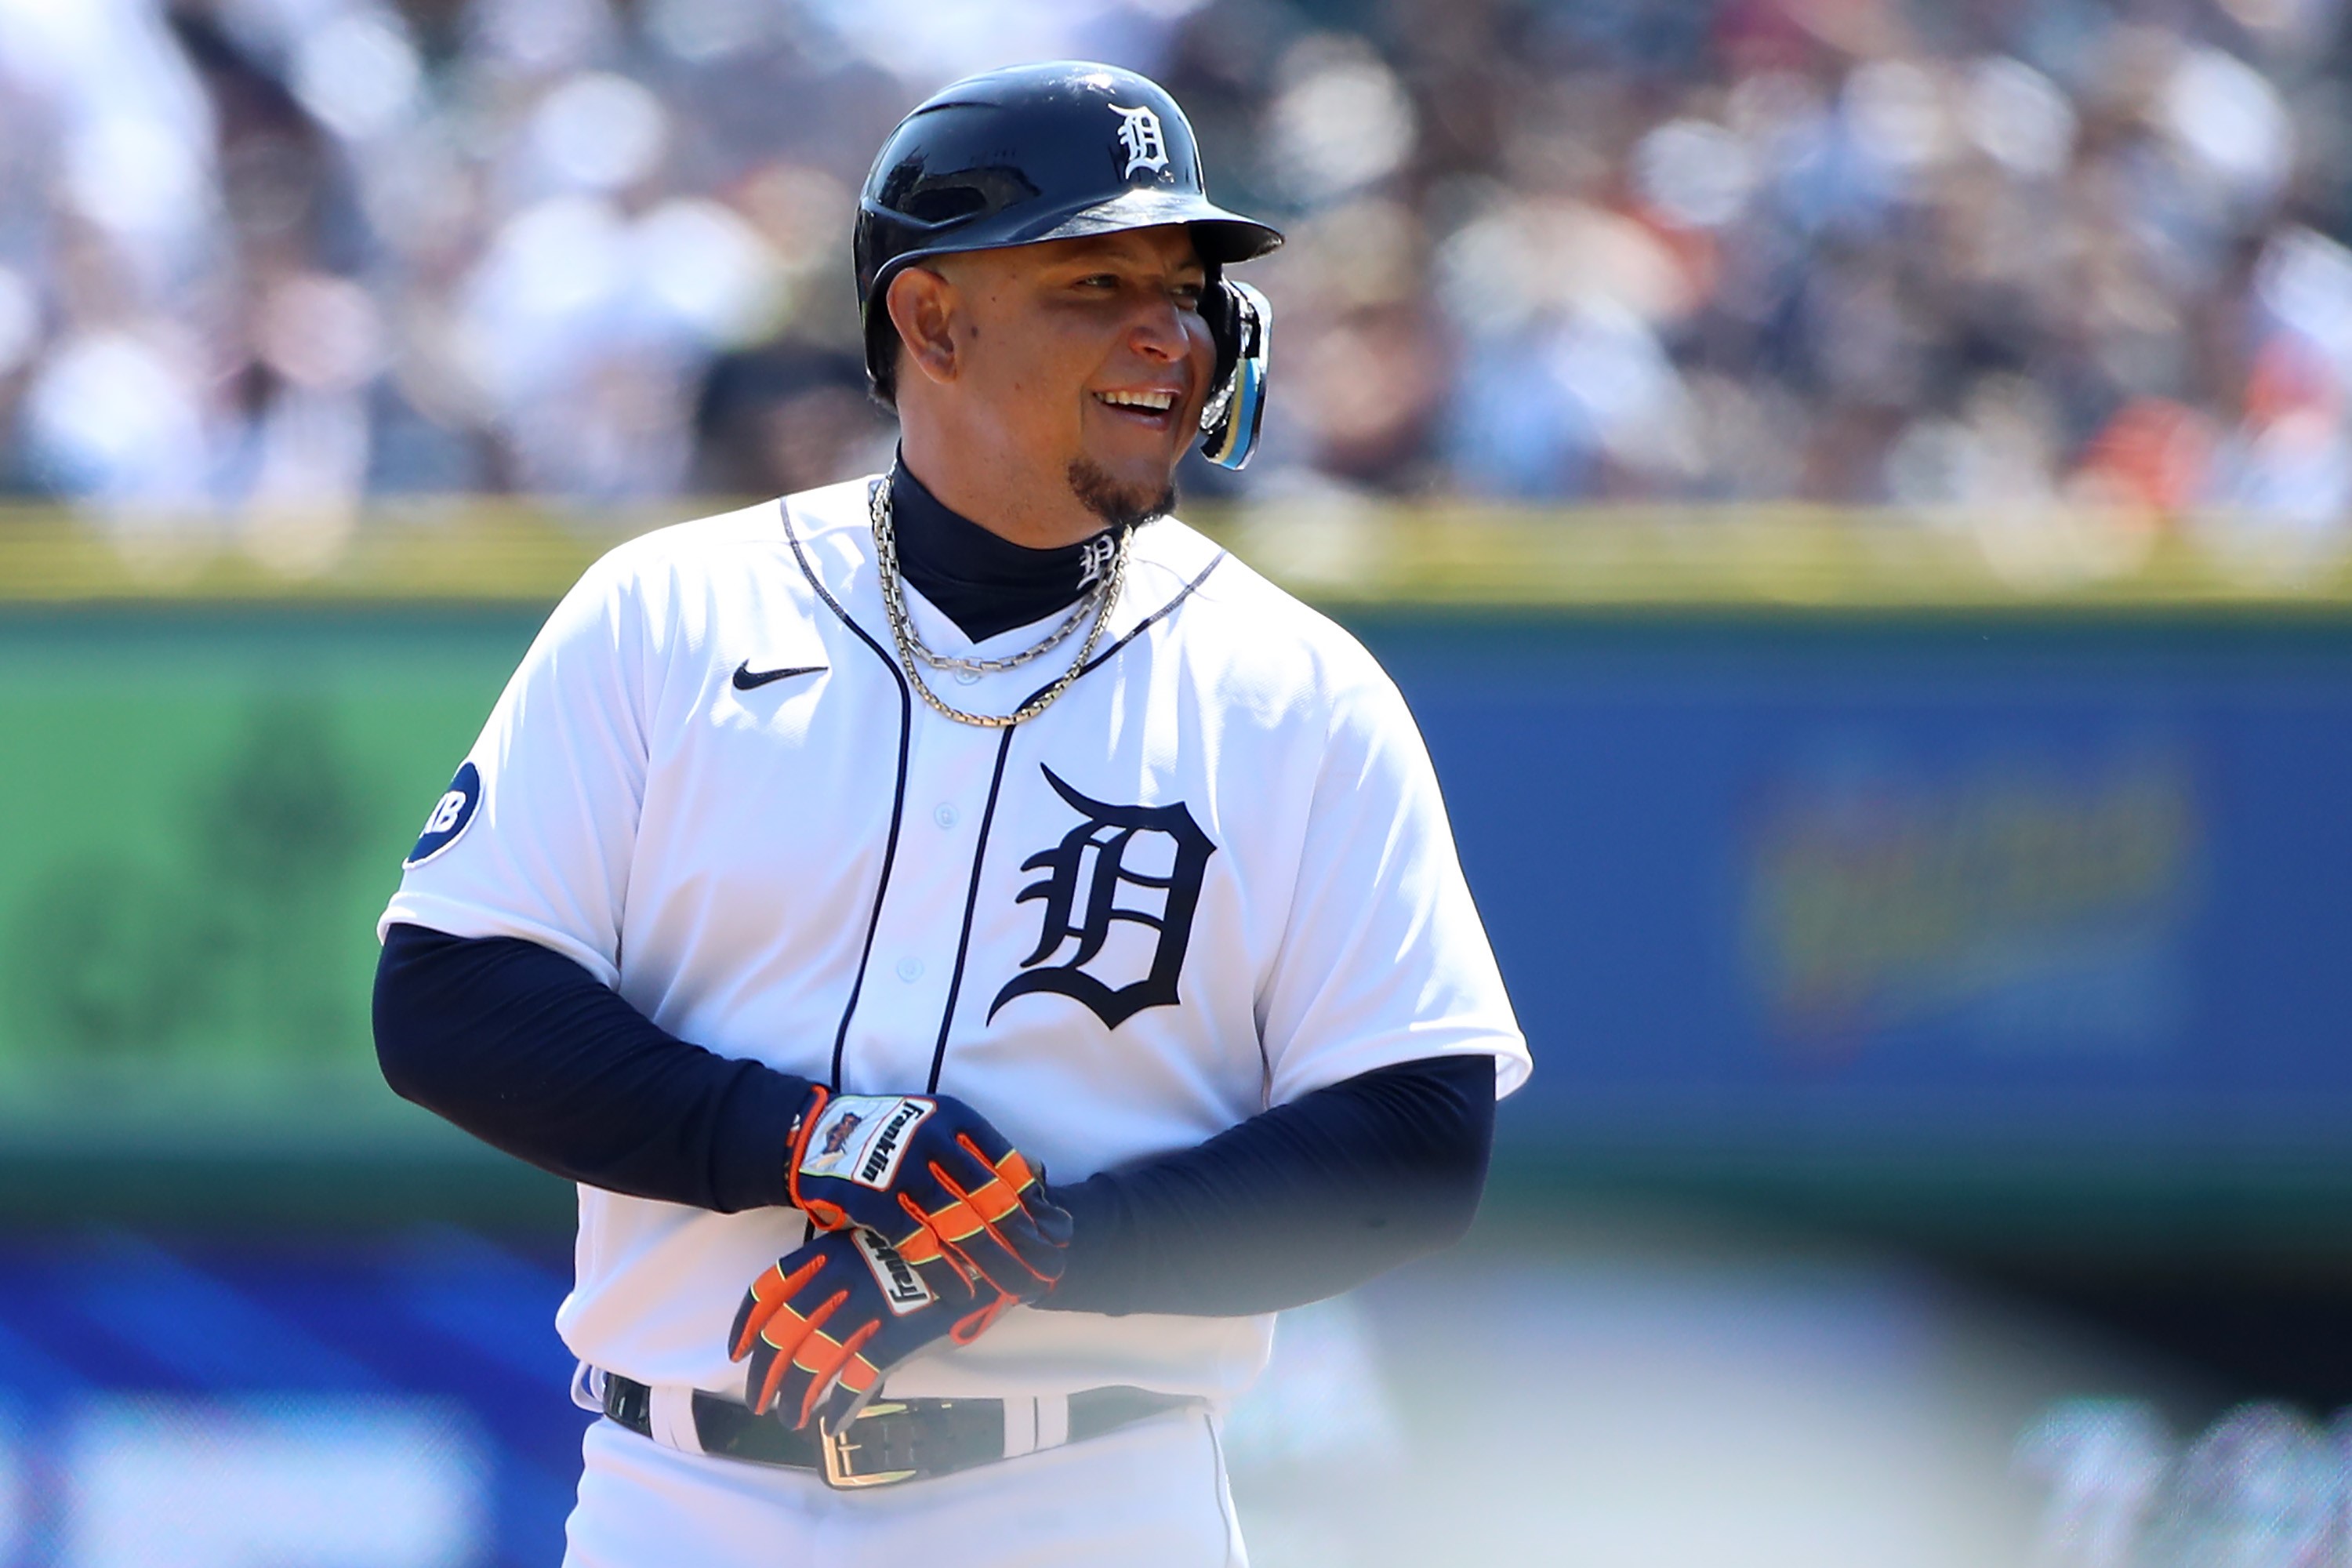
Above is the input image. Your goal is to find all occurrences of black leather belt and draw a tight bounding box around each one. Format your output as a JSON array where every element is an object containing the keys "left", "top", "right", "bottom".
[{"left": 600, "top": 1374, "right": 1196, "bottom": 1488}]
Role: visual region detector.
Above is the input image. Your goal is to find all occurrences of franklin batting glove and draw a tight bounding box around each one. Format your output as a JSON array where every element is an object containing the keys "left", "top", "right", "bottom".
[
  {"left": 786, "top": 1087, "right": 1072, "bottom": 1300},
  {"left": 727, "top": 1228, "right": 1014, "bottom": 1432}
]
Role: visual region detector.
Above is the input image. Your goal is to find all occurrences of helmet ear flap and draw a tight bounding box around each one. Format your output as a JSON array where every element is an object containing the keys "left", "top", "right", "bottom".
[{"left": 1197, "top": 277, "right": 1270, "bottom": 471}]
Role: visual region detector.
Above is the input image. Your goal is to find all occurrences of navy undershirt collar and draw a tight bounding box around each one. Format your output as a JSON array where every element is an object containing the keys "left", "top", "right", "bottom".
[{"left": 890, "top": 460, "right": 1114, "bottom": 644}]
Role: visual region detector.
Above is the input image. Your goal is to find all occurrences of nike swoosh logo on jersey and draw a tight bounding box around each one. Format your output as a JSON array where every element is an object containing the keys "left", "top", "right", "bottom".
[{"left": 732, "top": 661, "right": 826, "bottom": 691}]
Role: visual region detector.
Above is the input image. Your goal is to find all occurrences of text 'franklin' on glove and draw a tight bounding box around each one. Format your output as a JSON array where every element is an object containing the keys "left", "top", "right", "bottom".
[
  {"left": 727, "top": 1227, "right": 1014, "bottom": 1432},
  {"left": 786, "top": 1087, "right": 1072, "bottom": 1298}
]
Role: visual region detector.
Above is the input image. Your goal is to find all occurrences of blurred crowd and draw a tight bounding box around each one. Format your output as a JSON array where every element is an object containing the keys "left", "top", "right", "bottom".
[{"left": 2, "top": 0, "right": 2351, "bottom": 544}]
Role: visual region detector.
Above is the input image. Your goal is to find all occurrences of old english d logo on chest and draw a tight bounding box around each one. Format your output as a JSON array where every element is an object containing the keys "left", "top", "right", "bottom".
[{"left": 989, "top": 766, "right": 1215, "bottom": 1029}]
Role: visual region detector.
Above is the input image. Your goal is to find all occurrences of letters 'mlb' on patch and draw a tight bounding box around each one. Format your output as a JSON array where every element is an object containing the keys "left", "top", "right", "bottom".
[
  {"left": 796, "top": 1095, "right": 934, "bottom": 1192},
  {"left": 852, "top": 1229, "right": 935, "bottom": 1316},
  {"left": 404, "top": 761, "right": 482, "bottom": 868}
]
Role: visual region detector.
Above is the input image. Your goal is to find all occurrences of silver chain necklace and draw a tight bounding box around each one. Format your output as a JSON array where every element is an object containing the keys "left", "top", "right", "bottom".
[{"left": 868, "top": 477, "right": 1130, "bottom": 729}]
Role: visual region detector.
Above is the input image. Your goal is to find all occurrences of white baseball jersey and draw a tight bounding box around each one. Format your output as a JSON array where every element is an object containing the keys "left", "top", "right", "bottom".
[{"left": 379, "top": 475, "right": 1530, "bottom": 1409}]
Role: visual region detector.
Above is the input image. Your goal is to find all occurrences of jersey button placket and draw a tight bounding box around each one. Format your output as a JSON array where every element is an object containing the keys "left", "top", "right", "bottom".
[{"left": 835, "top": 704, "right": 1001, "bottom": 1093}]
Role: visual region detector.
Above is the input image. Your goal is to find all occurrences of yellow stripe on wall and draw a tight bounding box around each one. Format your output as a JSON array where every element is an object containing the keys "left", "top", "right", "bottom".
[{"left": 0, "top": 502, "right": 2346, "bottom": 610}]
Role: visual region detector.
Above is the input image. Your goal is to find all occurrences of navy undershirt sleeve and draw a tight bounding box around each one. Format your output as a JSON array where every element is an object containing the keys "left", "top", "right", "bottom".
[
  {"left": 374, "top": 922, "right": 812, "bottom": 1214},
  {"left": 374, "top": 923, "right": 1497, "bottom": 1313},
  {"left": 1039, "top": 1053, "right": 1497, "bottom": 1316}
]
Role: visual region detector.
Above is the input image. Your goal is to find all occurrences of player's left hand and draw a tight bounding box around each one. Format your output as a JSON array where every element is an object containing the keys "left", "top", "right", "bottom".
[
  {"left": 786, "top": 1088, "right": 1072, "bottom": 1300},
  {"left": 728, "top": 1228, "right": 1014, "bottom": 1432}
]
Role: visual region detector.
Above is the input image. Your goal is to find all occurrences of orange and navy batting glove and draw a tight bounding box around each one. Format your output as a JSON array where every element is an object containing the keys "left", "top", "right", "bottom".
[
  {"left": 786, "top": 1088, "right": 1072, "bottom": 1301},
  {"left": 727, "top": 1228, "right": 1014, "bottom": 1432}
]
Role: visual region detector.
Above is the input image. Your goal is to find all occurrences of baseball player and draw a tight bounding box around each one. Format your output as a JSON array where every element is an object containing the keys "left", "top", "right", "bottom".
[{"left": 373, "top": 61, "right": 1529, "bottom": 1566}]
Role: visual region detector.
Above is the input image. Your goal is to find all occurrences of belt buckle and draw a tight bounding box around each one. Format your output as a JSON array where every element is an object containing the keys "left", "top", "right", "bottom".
[{"left": 819, "top": 1403, "right": 918, "bottom": 1490}]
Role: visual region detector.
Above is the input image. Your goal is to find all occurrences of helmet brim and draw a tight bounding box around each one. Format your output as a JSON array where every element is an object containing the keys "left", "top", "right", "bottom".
[
  {"left": 1020, "top": 187, "right": 1283, "bottom": 264},
  {"left": 878, "top": 187, "right": 1282, "bottom": 283}
]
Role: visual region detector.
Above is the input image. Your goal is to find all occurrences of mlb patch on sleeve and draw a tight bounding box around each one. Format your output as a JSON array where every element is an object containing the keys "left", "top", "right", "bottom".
[{"left": 404, "top": 761, "right": 482, "bottom": 868}]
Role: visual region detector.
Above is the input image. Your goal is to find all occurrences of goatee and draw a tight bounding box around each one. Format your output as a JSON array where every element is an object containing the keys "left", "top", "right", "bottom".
[{"left": 1068, "top": 460, "right": 1175, "bottom": 532}]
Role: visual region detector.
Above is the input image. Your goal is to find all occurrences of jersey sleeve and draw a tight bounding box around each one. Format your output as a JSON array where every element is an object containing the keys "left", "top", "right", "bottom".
[
  {"left": 1255, "top": 662, "right": 1532, "bottom": 1106},
  {"left": 377, "top": 547, "right": 659, "bottom": 987}
]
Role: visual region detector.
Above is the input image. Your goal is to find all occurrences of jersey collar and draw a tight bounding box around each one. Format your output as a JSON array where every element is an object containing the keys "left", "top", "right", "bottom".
[{"left": 780, "top": 475, "right": 1225, "bottom": 679}]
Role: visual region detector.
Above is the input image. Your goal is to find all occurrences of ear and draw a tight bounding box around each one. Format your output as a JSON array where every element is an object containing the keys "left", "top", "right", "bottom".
[{"left": 885, "top": 267, "right": 960, "bottom": 388}]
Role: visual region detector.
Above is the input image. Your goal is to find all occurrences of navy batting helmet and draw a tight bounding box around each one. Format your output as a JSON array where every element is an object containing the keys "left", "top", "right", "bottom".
[{"left": 855, "top": 61, "right": 1283, "bottom": 470}]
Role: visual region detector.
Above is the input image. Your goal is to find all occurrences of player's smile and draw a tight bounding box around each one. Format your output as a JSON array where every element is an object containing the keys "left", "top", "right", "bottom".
[
  {"left": 1087, "top": 382, "right": 1189, "bottom": 445},
  {"left": 1092, "top": 387, "right": 1180, "bottom": 423}
]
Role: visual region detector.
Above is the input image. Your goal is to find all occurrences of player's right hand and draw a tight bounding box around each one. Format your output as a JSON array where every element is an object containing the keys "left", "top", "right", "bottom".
[
  {"left": 786, "top": 1087, "right": 1072, "bottom": 1301},
  {"left": 728, "top": 1228, "right": 1014, "bottom": 1432}
]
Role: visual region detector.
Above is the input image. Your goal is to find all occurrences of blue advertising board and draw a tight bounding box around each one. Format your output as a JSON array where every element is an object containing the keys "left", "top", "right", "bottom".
[{"left": 1363, "top": 617, "right": 2352, "bottom": 1171}]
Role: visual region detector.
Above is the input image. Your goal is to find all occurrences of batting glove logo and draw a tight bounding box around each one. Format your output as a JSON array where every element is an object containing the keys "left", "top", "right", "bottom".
[{"left": 851, "top": 1229, "right": 935, "bottom": 1315}]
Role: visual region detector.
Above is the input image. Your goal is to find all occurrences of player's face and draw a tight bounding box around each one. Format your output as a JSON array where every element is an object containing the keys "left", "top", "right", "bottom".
[{"left": 947, "top": 227, "right": 1214, "bottom": 528}]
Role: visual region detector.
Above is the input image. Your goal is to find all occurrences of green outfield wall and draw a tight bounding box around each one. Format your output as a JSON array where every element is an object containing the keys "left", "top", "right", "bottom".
[{"left": 0, "top": 612, "right": 535, "bottom": 1156}]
